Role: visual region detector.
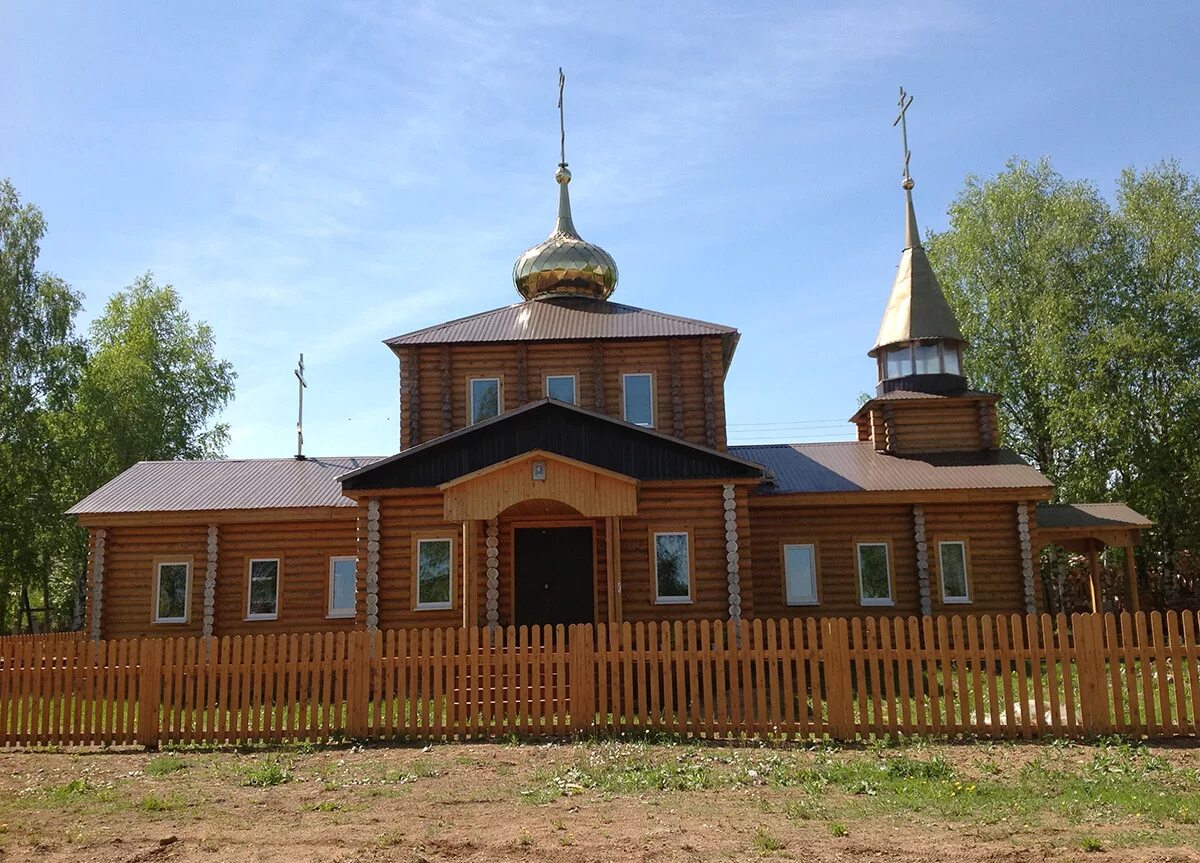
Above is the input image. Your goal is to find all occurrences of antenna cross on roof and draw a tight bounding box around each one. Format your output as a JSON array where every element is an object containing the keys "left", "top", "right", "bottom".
[
  {"left": 294, "top": 353, "right": 307, "bottom": 460},
  {"left": 893, "top": 86, "right": 914, "bottom": 186},
  {"left": 557, "top": 67, "right": 567, "bottom": 167}
]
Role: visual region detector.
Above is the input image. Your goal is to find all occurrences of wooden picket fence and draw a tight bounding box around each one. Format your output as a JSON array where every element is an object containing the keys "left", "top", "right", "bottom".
[{"left": 0, "top": 611, "right": 1197, "bottom": 748}]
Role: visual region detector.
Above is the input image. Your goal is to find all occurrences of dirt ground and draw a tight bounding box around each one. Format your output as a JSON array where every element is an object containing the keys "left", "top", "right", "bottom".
[{"left": 1, "top": 737, "right": 1198, "bottom": 862}]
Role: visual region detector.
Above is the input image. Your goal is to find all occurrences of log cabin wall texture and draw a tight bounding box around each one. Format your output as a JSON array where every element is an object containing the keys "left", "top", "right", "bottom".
[
  {"left": 398, "top": 336, "right": 728, "bottom": 451},
  {"left": 748, "top": 498, "right": 1032, "bottom": 619}
]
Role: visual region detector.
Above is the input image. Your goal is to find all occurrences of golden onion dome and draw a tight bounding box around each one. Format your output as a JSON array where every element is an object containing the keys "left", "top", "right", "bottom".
[{"left": 513, "top": 164, "right": 618, "bottom": 301}]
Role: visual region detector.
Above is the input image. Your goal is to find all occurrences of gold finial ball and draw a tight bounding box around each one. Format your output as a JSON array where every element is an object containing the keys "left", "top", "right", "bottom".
[
  {"left": 555, "top": 165, "right": 572, "bottom": 184},
  {"left": 902, "top": 177, "right": 915, "bottom": 191}
]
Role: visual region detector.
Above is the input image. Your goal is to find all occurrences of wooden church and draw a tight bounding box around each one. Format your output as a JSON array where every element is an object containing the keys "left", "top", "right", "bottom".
[{"left": 69, "top": 87, "right": 1151, "bottom": 641}]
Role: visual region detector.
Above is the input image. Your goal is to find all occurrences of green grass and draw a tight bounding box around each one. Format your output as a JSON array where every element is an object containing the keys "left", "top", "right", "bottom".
[
  {"left": 752, "top": 827, "right": 786, "bottom": 853},
  {"left": 530, "top": 737, "right": 1200, "bottom": 835},
  {"left": 145, "top": 754, "right": 187, "bottom": 776},
  {"left": 137, "top": 794, "right": 181, "bottom": 812},
  {"left": 239, "top": 756, "right": 292, "bottom": 787}
]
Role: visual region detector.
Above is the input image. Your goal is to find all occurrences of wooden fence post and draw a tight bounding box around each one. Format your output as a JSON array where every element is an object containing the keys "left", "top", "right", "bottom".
[
  {"left": 137, "top": 638, "right": 164, "bottom": 750},
  {"left": 1075, "top": 613, "right": 1111, "bottom": 737},
  {"left": 569, "top": 625, "right": 596, "bottom": 734},
  {"left": 346, "top": 630, "right": 370, "bottom": 738},
  {"left": 821, "top": 618, "right": 854, "bottom": 741}
]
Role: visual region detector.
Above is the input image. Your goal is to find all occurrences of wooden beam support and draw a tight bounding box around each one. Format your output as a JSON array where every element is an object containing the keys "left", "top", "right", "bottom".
[
  {"left": 606, "top": 516, "right": 623, "bottom": 627},
  {"left": 1086, "top": 540, "right": 1102, "bottom": 613},
  {"left": 462, "top": 520, "right": 477, "bottom": 628},
  {"left": 1124, "top": 544, "right": 1140, "bottom": 615}
]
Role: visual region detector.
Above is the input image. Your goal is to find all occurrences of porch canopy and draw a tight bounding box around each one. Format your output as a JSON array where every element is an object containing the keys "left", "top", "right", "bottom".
[
  {"left": 340, "top": 398, "right": 765, "bottom": 513},
  {"left": 1036, "top": 502, "right": 1152, "bottom": 613}
]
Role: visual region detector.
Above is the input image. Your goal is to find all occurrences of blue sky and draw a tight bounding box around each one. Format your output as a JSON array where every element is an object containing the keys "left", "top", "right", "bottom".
[{"left": 3, "top": 2, "right": 1198, "bottom": 457}]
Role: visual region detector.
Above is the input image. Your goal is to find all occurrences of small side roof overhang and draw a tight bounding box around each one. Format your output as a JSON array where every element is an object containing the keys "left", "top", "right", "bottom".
[
  {"left": 1036, "top": 502, "right": 1152, "bottom": 550},
  {"left": 340, "top": 399, "right": 766, "bottom": 492}
]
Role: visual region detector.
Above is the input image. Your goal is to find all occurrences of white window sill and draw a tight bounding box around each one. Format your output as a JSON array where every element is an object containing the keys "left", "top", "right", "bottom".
[
  {"left": 786, "top": 600, "right": 820, "bottom": 607},
  {"left": 941, "top": 597, "right": 972, "bottom": 605},
  {"left": 859, "top": 599, "right": 894, "bottom": 607},
  {"left": 654, "top": 597, "right": 693, "bottom": 605},
  {"left": 153, "top": 618, "right": 188, "bottom": 625},
  {"left": 415, "top": 603, "right": 453, "bottom": 611},
  {"left": 326, "top": 611, "right": 356, "bottom": 619},
  {"left": 245, "top": 614, "right": 279, "bottom": 621}
]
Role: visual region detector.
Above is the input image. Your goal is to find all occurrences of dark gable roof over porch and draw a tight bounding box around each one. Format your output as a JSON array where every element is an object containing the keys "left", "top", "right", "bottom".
[{"left": 340, "top": 400, "right": 765, "bottom": 490}]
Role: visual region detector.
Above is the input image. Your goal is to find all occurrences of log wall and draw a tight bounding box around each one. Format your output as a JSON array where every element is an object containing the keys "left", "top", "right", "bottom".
[{"left": 397, "top": 336, "right": 728, "bottom": 451}]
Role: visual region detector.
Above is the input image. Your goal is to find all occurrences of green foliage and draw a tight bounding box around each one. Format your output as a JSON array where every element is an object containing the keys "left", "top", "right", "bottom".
[
  {"left": 0, "top": 179, "right": 235, "bottom": 630},
  {"left": 752, "top": 826, "right": 786, "bottom": 853},
  {"left": 927, "top": 158, "right": 1200, "bottom": 595}
]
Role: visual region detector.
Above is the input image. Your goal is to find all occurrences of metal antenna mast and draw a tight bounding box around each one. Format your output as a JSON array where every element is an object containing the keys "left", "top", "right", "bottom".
[
  {"left": 893, "top": 86, "right": 914, "bottom": 188},
  {"left": 294, "top": 353, "right": 307, "bottom": 460}
]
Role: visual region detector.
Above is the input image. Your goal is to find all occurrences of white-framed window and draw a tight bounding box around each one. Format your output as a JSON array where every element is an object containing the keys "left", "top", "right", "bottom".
[
  {"left": 914, "top": 342, "right": 940, "bottom": 375},
  {"left": 939, "top": 541, "right": 971, "bottom": 603},
  {"left": 415, "top": 537, "right": 453, "bottom": 610},
  {"left": 856, "top": 542, "right": 893, "bottom": 606},
  {"left": 783, "top": 544, "right": 818, "bottom": 605},
  {"left": 154, "top": 560, "right": 190, "bottom": 623},
  {"left": 328, "top": 556, "right": 357, "bottom": 618},
  {"left": 622, "top": 373, "right": 654, "bottom": 427},
  {"left": 652, "top": 531, "right": 692, "bottom": 604},
  {"left": 246, "top": 558, "right": 281, "bottom": 620},
  {"left": 885, "top": 346, "right": 913, "bottom": 379},
  {"left": 469, "top": 377, "right": 501, "bottom": 424},
  {"left": 545, "top": 374, "right": 577, "bottom": 404}
]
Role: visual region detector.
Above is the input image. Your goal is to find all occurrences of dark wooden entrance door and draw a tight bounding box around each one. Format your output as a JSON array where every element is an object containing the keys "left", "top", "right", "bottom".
[{"left": 513, "top": 526, "right": 594, "bottom": 628}]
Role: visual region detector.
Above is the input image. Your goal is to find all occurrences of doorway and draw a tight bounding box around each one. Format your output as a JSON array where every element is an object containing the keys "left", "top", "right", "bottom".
[{"left": 513, "top": 526, "right": 595, "bottom": 628}]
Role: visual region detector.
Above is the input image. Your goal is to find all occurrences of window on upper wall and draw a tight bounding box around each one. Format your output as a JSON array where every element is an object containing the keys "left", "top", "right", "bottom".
[
  {"left": 154, "top": 560, "right": 190, "bottom": 623},
  {"left": 856, "top": 543, "right": 893, "bottom": 605},
  {"left": 545, "top": 374, "right": 577, "bottom": 404},
  {"left": 415, "top": 538, "right": 453, "bottom": 610},
  {"left": 939, "top": 541, "right": 971, "bottom": 603},
  {"left": 247, "top": 558, "right": 280, "bottom": 620},
  {"left": 623, "top": 373, "right": 654, "bottom": 427},
  {"left": 652, "top": 531, "right": 692, "bottom": 603},
  {"left": 885, "top": 346, "right": 913, "bottom": 378},
  {"left": 469, "top": 378, "right": 500, "bottom": 424},
  {"left": 783, "top": 544, "right": 818, "bottom": 605},
  {"left": 943, "top": 344, "right": 962, "bottom": 375},
  {"left": 914, "top": 342, "right": 940, "bottom": 375},
  {"left": 328, "top": 556, "right": 356, "bottom": 618}
]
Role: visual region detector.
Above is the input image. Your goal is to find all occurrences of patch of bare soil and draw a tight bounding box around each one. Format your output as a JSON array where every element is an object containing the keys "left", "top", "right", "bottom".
[{"left": 0, "top": 741, "right": 1196, "bottom": 863}]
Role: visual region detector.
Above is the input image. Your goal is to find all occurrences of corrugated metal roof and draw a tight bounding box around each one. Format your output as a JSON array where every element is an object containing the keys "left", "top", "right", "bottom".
[
  {"left": 729, "top": 441, "right": 1052, "bottom": 495},
  {"left": 1037, "top": 502, "right": 1152, "bottom": 530},
  {"left": 385, "top": 297, "right": 737, "bottom": 346},
  {"left": 67, "top": 457, "right": 384, "bottom": 515}
]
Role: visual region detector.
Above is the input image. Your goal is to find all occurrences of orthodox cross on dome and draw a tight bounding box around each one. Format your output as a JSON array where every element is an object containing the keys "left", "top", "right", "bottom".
[
  {"left": 557, "top": 67, "right": 567, "bottom": 168},
  {"left": 294, "top": 353, "right": 307, "bottom": 460},
  {"left": 893, "top": 86, "right": 914, "bottom": 189}
]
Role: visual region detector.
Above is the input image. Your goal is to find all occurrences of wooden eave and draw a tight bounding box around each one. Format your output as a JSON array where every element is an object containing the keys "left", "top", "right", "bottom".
[
  {"left": 748, "top": 485, "right": 1054, "bottom": 507},
  {"left": 75, "top": 505, "right": 358, "bottom": 529}
]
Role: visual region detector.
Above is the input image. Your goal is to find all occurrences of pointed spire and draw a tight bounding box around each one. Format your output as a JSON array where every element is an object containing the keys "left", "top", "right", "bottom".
[
  {"left": 870, "top": 87, "right": 966, "bottom": 391},
  {"left": 904, "top": 187, "right": 920, "bottom": 249},
  {"left": 551, "top": 67, "right": 580, "bottom": 238}
]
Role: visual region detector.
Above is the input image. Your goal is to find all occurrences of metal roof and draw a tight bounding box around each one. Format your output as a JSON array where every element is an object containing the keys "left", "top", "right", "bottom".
[
  {"left": 729, "top": 441, "right": 1052, "bottom": 495},
  {"left": 67, "top": 457, "right": 384, "bottom": 515},
  {"left": 872, "top": 189, "right": 965, "bottom": 354},
  {"left": 385, "top": 297, "right": 737, "bottom": 347},
  {"left": 1036, "top": 502, "right": 1152, "bottom": 530}
]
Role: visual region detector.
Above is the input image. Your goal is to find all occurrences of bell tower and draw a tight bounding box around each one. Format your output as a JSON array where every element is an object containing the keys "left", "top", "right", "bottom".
[
  {"left": 852, "top": 88, "right": 999, "bottom": 455},
  {"left": 867, "top": 87, "right": 968, "bottom": 397}
]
